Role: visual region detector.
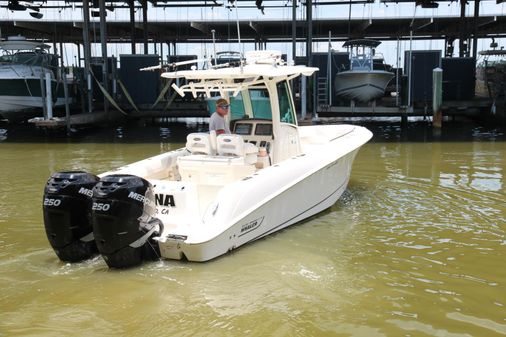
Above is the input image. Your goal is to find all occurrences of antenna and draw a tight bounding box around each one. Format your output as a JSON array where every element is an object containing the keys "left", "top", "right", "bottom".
[
  {"left": 407, "top": 4, "right": 417, "bottom": 112},
  {"left": 211, "top": 29, "right": 217, "bottom": 66},
  {"left": 233, "top": 2, "right": 244, "bottom": 71}
]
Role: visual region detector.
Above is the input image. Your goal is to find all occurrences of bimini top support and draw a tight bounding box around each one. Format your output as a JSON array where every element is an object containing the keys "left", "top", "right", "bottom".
[{"left": 158, "top": 51, "right": 318, "bottom": 98}]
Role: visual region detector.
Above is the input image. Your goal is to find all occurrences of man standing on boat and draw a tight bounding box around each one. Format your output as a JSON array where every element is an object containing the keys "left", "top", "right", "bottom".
[{"left": 209, "top": 98, "right": 231, "bottom": 135}]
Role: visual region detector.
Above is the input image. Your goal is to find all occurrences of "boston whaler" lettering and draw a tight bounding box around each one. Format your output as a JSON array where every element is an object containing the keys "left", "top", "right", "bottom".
[{"left": 239, "top": 216, "right": 264, "bottom": 236}]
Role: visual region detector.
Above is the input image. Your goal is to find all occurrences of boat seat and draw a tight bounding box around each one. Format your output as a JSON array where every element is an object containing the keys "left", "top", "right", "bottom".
[
  {"left": 177, "top": 155, "right": 256, "bottom": 185},
  {"left": 186, "top": 133, "right": 215, "bottom": 155},
  {"left": 217, "top": 134, "right": 258, "bottom": 164}
]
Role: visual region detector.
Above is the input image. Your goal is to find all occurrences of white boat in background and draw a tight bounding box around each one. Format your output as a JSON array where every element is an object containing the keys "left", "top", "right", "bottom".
[
  {"left": 0, "top": 36, "right": 67, "bottom": 121},
  {"left": 335, "top": 39, "right": 394, "bottom": 102},
  {"left": 42, "top": 50, "right": 372, "bottom": 268}
]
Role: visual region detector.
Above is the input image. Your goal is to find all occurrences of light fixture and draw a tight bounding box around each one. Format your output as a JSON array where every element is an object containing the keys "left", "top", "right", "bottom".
[
  {"left": 29, "top": 11, "right": 43, "bottom": 18},
  {"left": 7, "top": 0, "right": 26, "bottom": 11},
  {"left": 416, "top": 0, "right": 439, "bottom": 8}
]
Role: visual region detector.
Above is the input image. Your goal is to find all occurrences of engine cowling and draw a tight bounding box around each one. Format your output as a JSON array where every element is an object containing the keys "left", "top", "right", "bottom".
[
  {"left": 43, "top": 171, "right": 99, "bottom": 262},
  {"left": 91, "top": 174, "right": 162, "bottom": 268}
]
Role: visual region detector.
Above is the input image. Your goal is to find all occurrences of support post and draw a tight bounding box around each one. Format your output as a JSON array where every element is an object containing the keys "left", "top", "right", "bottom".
[
  {"left": 129, "top": 0, "right": 136, "bottom": 54},
  {"left": 160, "top": 42, "right": 163, "bottom": 64},
  {"left": 327, "top": 31, "right": 332, "bottom": 107},
  {"left": 306, "top": 0, "right": 312, "bottom": 67},
  {"left": 291, "top": 0, "right": 297, "bottom": 114},
  {"left": 76, "top": 43, "right": 81, "bottom": 67},
  {"left": 292, "top": 0, "right": 296, "bottom": 64},
  {"left": 401, "top": 113, "right": 408, "bottom": 127},
  {"left": 40, "top": 74, "right": 47, "bottom": 119},
  {"left": 45, "top": 72, "right": 53, "bottom": 119},
  {"left": 59, "top": 40, "right": 64, "bottom": 70},
  {"left": 99, "top": 0, "right": 109, "bottom": 116},
  {"left": 63, "top": 70, "right": 71, "bottom": 135},
  {"left": 301, "top": 75, "right": 307, "bottom": 120},
  {"left": 472, "top": 0, "right": 480, "bottom": 58},
  {"left": 53, "top": 41, "right": 57, "bottom": 61},
  {"left": 313, "top": 78, "right": 318, "bottom": 121},
  {"left": 82, "top": 0, "right": 93, "bottom": 113},
  {"left": 396, "top": 38, "right": 400, "bottom": 107},
  {"left": 142, "top": 0, "right": 148, "bottom": 54},
  {"left": 408, "top": 31, "right": 413, "bottom": 111},
  {"left": 432, "top": 67, "right": 443, "bottom": 128},
  {"left": 306, "top": 0, "right": 317, "bottom": 119},
  {"left": 459, "top": 0, "right": 468, "bottom": 57}
]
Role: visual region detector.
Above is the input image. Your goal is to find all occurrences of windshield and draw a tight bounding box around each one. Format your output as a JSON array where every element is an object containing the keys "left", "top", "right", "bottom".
[
  {"left": 277, "top": 81, "right": 296, "bottom": 124},
  {"left": 249, "top": 89, "right": 272, "bottom": 119},
  {"left": 207, "top": 90, "right": 272, "bottom": 121},
  {"left": 0, "top": 55, "right": 13, "bottom": 63},
  {"left": 207, "top": 80, "right": 294, "bottom": 123},
  {"left": 11, "top": 51, "right": 53, "bottom": 67}
]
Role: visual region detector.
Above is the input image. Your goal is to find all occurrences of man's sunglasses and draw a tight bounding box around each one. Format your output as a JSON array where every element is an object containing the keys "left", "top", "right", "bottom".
[{"left": 218, "top": 104, "right": 230, "bottom": 109}]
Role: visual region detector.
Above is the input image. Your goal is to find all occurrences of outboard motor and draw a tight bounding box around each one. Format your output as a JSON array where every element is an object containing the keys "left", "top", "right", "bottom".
[
  {"left": 91, "top": 174, "right": 162, "bottom": 268},
  {"left": 43, "top": 171, "right": 100, "bottom": 262}
]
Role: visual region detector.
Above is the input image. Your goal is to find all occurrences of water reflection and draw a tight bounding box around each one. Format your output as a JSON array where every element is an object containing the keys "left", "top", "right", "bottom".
[{"left": 344, "top": 139, "right": 506, "bottom": 337}]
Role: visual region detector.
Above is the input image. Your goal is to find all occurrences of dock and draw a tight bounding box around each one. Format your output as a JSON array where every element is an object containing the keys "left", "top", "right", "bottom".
[
  {"left": 1, "top": 0, "right": 506, "bottom": 130},
  {"left": 317, "top": 98, "right": 493, "bottom": 117},
  {"left": 29, "top": 101, "right": 209, "bottom": 129}
]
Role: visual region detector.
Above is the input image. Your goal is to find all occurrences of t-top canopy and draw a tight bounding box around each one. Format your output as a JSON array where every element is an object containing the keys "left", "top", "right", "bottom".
[
  {"left": 161, "top": 50, "right": 317, "bottom": 81},
  {"left": 342, "top": 39, "right": 382, "bottom": 48},
  {"left": 0, "top": 40, "right": 51, "bottom": 51},
  {"left": 159, "top": 50, "right": 318, "bottom": 98},
  {"left": 161, "top": 64, "right": 318, "bottom": 81},
  {"left": 479, "top": 49, "right": 506, "bottom": 56}
]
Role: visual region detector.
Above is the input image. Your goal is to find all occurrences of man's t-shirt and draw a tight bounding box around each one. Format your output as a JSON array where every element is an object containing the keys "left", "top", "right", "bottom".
[{"left": 209, "top": 112, "right": 231, "bottom": 134}]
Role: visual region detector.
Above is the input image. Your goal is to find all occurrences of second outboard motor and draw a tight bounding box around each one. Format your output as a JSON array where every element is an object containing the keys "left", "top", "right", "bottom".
[
  {"left": 91, "top": 174, "right": 162, "bottom": 268},
  {"left": 43, "top": 171, "right": 100, "bottom": 262}
]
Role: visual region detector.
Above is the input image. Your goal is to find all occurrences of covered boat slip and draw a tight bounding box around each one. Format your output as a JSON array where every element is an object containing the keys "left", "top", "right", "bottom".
[
  {"left": 0, "top": 38, "right": 67, "bottom": 118},
  {"left": 334, "top": 39, "right": 394, "bottom": 103}
]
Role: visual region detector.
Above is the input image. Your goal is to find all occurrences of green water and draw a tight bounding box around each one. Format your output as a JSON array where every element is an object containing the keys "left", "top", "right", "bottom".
[{"left": 0, "top": 121, "right": 505, "bottom": 336}]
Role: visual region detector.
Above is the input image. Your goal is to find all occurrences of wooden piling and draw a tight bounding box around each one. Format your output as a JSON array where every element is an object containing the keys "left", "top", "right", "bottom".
[{"left": 432, "top": 67, "right": 443, "bottom": 128}]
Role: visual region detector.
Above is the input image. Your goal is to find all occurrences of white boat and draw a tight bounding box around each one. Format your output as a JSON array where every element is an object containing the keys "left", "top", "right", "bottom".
[
  {"left": 42, "top": 50, "right": 372, "bottom": 268},
  {"left": 335, "top": 39, "right": 394, "bottom": 102},
  {"left": 0, "top": 36, "right": 67, "bottom": 121}
]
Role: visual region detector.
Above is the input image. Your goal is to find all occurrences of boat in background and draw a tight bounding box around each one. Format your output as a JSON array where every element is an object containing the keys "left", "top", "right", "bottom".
[
  {"left": 335, "top": 39, "right": 394, "bottom": 102},
  {"left": 42, "top": 50, "right": 372, "bottom": 268},
  {"left": 0, "top": 36, "right": 68, "bottom": 121},
  {"left": 476, "top": 49, "right": 506, "bottom": 101}
]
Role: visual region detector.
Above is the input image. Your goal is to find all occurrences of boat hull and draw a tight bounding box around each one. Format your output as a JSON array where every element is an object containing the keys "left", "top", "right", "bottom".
[
  {"left": 335, "top": 70, "right": 394, "bottom": 102},
  {"left": 0, "top": 95, "right": 67, "bottom": 116},
  {"left": 158, "top": 150, "right": 357, "bottom": 261},
  {"left": 155, "top": 125, "right": 371, "bottom": 261},
  {"left": 0, "top": 66, "right": 67, "bottom": 120}
]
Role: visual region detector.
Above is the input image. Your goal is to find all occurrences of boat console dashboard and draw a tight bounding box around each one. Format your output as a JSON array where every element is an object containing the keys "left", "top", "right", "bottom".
[{"left": 232, "top": 119, "right": 273, "bottom": 150}]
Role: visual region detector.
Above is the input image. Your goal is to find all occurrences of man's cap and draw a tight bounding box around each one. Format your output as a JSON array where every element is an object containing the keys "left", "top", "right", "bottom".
[{"left": 216, "top": 98, "right": 229, "bottom": 107}]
